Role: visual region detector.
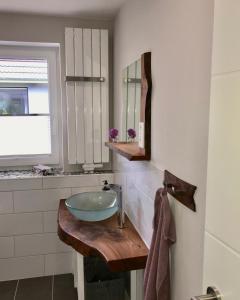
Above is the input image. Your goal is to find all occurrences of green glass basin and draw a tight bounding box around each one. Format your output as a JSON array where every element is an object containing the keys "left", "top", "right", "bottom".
[{"left": 65, "top": 191, "right": 118, "bottom": 222}]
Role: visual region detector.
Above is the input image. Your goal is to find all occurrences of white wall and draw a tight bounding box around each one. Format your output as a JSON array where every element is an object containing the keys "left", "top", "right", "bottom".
[
  {"left": 113, "top": 1, "right": 214, "bottom": 299},
  {"left": 0, "top": 13, "right": 113, "bottom": 172},
  {"left": 0, "top": 173, "right": 113, "bottom": 281},
  {"left": 203, "top": 1, "right": 240, "bottom": 299}
]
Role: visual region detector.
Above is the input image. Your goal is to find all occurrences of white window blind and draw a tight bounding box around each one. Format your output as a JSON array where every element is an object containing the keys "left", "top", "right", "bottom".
[{"left": 0, "top": 59, "right": 48, "bottom": 82}]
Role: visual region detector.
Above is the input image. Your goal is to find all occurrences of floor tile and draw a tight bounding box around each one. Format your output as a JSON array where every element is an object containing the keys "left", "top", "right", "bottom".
[
  {"left": 0, "top": 280, "right": 17, "bottom": 300},
  {"left": 53, "top": 274, "right": 77, "bottom": 300},
  {"left": 16, "top": 276, "right": 52, "bottom": 300}
]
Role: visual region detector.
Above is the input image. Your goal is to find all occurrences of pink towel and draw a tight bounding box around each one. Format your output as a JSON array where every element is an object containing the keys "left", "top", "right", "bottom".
[{"left": 144, "top": 188, "right": 176, "bottom": 300}]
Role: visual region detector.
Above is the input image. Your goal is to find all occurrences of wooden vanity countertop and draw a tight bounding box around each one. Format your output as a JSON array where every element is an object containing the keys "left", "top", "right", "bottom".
[{"left": 58, "top": 199, "right": 148, "bottom": 272}]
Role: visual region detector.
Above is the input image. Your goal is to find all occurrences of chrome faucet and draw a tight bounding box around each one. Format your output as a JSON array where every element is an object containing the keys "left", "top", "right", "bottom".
[{"left": 102, "top": 181, "right": 125, "bottom": 229}]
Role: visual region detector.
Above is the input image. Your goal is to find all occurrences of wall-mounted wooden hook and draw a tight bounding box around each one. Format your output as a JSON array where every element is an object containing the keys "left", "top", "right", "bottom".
[{"left": 163, "top": 170, "right": 197, "bottom": 212}]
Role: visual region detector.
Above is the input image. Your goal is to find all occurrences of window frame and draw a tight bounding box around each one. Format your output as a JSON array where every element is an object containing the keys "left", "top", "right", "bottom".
[{"left": 0, "top": 43, "right": 61, "bottom": 166}]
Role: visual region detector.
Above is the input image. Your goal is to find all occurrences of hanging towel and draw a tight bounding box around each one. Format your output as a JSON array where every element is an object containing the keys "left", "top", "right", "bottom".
[{"left": 144, "top": 188, "right": 176, "bottom": 300}]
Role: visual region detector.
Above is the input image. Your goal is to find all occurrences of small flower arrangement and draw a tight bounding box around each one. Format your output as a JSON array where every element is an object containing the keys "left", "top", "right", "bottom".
[
  {"left": 109, "top": 128, "right": 119, "bottom": 142},
  {"left": 127, "top": 128, "right": 136, "bottom": 142}
]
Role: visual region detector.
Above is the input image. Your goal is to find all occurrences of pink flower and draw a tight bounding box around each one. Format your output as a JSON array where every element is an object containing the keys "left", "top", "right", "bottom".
[
  {"left": 127, "top": 128, "right": 136, "bottom": 139},
  {"left": 109, "top": 128, "right": 118, "bottom": 139}
]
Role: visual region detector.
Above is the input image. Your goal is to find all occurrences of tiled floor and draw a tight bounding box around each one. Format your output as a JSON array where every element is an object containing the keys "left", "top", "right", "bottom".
[{"left": 0, "top": 274, "right": 77, "bottom": 300}]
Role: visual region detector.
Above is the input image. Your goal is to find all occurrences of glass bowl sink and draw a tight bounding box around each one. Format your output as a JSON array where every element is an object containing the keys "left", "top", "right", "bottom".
[{"left": 65, "top": 191, "right": 118, "bottom": 222}]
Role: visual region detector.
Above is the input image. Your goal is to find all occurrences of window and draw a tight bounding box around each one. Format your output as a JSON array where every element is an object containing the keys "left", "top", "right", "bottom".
[{"left": 0, "top": 44, "right": 60, "bottom": 166}]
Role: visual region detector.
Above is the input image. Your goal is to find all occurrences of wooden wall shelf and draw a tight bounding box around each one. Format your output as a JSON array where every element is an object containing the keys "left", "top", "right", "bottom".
[
  {"left": 58, "top": 199, "right": 148, "bottom": 272},
  {"left": 105, "top": 142, "right": 150, "bottom": 161}
]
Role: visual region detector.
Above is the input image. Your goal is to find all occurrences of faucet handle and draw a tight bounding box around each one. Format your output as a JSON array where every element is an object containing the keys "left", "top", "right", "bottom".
[{"left": 102, "top": 180, "right": 111, "bottom": 191}]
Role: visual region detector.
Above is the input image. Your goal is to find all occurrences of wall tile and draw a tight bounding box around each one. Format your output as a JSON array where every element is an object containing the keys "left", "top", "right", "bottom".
[
  {"left": 0, "top": 192, "right": 13, "bottom": 214},
  {"left": 0, "top": 255, "right": 44, "bottom": 281},
  {"left": 206, "top": 72, "right": 240, "bottom": 253},
  {"left": 203, "top": 232, "right": 240, "bottom": 300},
  {"left": 131, "top": 169, "right": 163, "bottom": 200},
  {"left": 0, "top": 237, "right": 14, "bottom": 258},
  {"left": 14, "top": 189, "right": 71, "bottom": 213},
  {"left": 125, "top": 178, "right": 154, "bottom": 247},
  {"left": 99, "top": 173, "right": 114, "bottom": 185},
  {"left": 114, "top": 172, "right": 126, "bottom": 187},
  {"left": 132, "top": 192, "right": 154, "bottom": 247},
  {"left": 42, "top": 175, "right": 99, "bottom": 189},
  {"left": 0, "top": 178, "right": 42, "bottom": 192},
  {"left": 0, "top": 213, "right": 43, "bottom": 236},
  {"left": 71, "top": 186, "right": 102, "bottom": 195},
  {"left": 44, "top": 252, "right": 73, "bottom": 275},
  {"left": 43, "top": 211, "right": 58, "bottom": 233},
  {"left": 15, "top": 233, "right": 71, "bottom": 256},
  {"left": 0, "top": 173, "right": 113, "bottom": 281},
  {"left": 211, "top": 0, "right": 240, "bottom": 74}
]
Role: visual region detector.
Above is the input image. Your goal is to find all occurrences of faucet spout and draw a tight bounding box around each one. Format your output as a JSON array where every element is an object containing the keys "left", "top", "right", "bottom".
[{"left": 102, "top": 182, "right": 125, "bottom": 229}]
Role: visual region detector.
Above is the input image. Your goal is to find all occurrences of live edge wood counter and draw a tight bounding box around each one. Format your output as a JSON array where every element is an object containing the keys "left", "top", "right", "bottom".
[{"left": 58, "top": 199, "right": 148, "bottom": 272}]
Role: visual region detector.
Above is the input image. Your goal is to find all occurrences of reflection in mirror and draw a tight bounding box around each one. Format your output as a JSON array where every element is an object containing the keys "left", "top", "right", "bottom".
[
  {"left": 106, "top": 52, "right": 151, "bottom": 161},
  {"left": 122, "top": 58, "right": 141, "bottom": 142}
]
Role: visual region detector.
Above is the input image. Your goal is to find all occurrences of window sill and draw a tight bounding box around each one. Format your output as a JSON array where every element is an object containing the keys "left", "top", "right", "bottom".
[{"left": 0, "top": 170, "right": 113, "bottom": 180}]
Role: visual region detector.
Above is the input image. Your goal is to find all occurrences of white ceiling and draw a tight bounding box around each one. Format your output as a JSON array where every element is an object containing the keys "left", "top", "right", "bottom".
[{"left": 0, "top": 0, "right": 127, "bottom": 19}]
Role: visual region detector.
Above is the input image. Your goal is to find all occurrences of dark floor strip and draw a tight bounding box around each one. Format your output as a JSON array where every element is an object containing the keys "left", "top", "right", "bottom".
[
  {"left": 15, "top": 276, "right": 52, "bottom": 300},
  {"left": 0, "top": 280, "right": 18, "bottom": 300},
  {"left": 53, "top": 274, "right": 78, "bottom": 300}
]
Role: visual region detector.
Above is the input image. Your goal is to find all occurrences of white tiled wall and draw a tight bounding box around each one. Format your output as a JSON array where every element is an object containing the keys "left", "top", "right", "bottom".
[
  {"left": 43, "top": 211, "right": 58, "bottom": 232},
  {"left": 0, "top": 178, "right": 42, "bottom": 191},
  {"left": 14, "top": 233, "right": 70, "bottom": 256},
  {"left": 114, "top": 156, "right": 163, "bottom": 247},
  {"left": 203, "top": 233, "right": 240, "bottom": 300},
  {"left": 0, "top": 255, "right": 45, "bottom": 281},
  {"left": 0, "top": 173, "right": 113, "bottom": 281},
  {"left": 0, "top": 192, "right": 13, "bottom": 214},
  {"left": 113, "top": 1, "right": 213, "bottom": 299},
  {"left": 113, "top": 153, "right": 207, "bottom": 300},
  {"left": 44, "top": 252, "right": 73, "bottom": 276},
  {"left": 13, "top": 188, "right": 71, "bottom": 212},
  {"left": 0, "top": 237, "right": 14, "bottom": 258},
  {"left": 203, "top": 2, "right": 240, "bottom": 299},
  {"left": 0, "top": 213, "right": 43, "bottom": 236}
]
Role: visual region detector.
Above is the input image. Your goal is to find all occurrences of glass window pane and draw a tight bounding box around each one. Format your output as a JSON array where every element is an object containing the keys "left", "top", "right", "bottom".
[
  {"left": 0, "top": 88, "right": 29, "bottom": 115},
  {"left": 0, "top": 59, "right": 50, "bottom": 115},
  {"left": 0, "top": 116, "right": 51, "bottom": 156},
  {"left": 28, "top": 83, "right": 49, "bottom": 114}
]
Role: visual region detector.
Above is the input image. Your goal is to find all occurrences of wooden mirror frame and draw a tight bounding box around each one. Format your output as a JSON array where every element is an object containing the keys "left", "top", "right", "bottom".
[
  {"left": 106, "top": 52, "right": 152, "bottom": 161},
  {"left": 141, "top": 51, "right": 152, "bottom": 160}
]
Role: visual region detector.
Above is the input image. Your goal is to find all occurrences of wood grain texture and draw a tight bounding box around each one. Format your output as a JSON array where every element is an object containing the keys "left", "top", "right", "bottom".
[
  {"left": 58, "top": 200, "right": 148, "bottom": 272},
  {"left": 105, "top": 142, "right": 147, "bottom": 161},
  {"left": 141, "top": 52, "right": 152, "bottom": 160},
  {"left": 163, "top": 170, "right": 197, "bottom": 212}
]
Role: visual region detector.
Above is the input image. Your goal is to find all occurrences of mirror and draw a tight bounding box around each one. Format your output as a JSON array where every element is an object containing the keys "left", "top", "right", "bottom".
[
  {"left": 106, "top": 52, "right": 151, "bottom": 161},
  {"left": 122, "top": 59, "right": 141, "bottom": 142},
  {"left": 121, "top": 52, "right": 152, "bottom": 159}
]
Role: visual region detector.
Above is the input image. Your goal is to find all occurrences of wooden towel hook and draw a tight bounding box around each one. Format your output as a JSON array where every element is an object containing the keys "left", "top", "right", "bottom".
[{"left": 163, "top": 170, "right": 197, "bottom": 212}]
